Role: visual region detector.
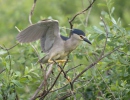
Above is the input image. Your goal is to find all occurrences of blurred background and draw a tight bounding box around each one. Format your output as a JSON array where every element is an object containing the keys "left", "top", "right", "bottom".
[
  {"left": 0, "top": 0, "right": 130, "bottom": 99},
  {"left": 0, "top": 0, "right": 129, "bottom": 46}
]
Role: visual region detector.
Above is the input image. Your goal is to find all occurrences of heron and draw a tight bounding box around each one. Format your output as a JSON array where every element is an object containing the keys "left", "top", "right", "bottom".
[{"left": 16, "top": 19, "right": 91, "bottom": 64}]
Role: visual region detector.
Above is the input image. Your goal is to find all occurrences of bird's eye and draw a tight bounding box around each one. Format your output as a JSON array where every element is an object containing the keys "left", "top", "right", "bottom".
[{"left": 80, "top": 35, "right": 83, "bottom": 39}]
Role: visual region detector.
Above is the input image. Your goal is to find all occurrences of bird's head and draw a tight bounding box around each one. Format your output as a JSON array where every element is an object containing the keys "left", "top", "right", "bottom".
[{"left": 71, "top": 29, "right": 91, "bottom": 44}]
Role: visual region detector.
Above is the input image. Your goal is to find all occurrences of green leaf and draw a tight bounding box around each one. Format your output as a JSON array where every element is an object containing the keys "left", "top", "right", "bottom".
[
  {"left": 27, "top": 75, "right": 32, "bottom": 81},
  {"left": 97, "top": 34, "right": 105, "bottom": 41},
  {"left": 0, "top": 50, "right": 7, "bottom": 55},
  {"left": 97, "top": 3, "right": 107, "bottom": 7},
  {"left": 111, "top": 17, "right": 116, "bottom": 24},
  {"left": 101, "top": 11, "right": 108, "bottom": 16},
  {"left": 12, "top": 80, "right": 23, "bottom": 87},
  {"left": 25, "top": 66, "right": 29, "bottom": 75},
  {"left": 31, "top": 72, "right": 40, "bottom": 77},
  {"left": 111, "top": 7, "right": 115, "bottom": 14},
  {"left": 93, "top": 26, "right": 104, "bottom": 34}
]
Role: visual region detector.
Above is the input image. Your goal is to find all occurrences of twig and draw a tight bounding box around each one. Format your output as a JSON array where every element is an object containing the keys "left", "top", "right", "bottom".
[
  {"left": 75, "top": 77, "right": 94, "bottom": 90},
  {"left": 30, "top": 43, "right": 40, "bottom": 59},
  {"left": 46, "top": 64, "right": 53, "bottom": 79},
  {"left": 0, "top": 43, "right": 19, "bottom": 51},
  {"left": 39, "top": 59, "right": 69, "bottom": 99},
  {"left": 0, "top": 69, "right": 6, "bottom": 74},
  {"left": 58, "top": 46, "right": 120, "bottom": 100},
  {"left": 3, "top": 45, "right": 12, "bottom": 75},
  {"left": 30, "top": 79, "right": 45, "bottom": 100},
  {"left": 69, "top": 0, "right": 96, "bottom": 29},
  {"left": 29, "top": 0, "right": 37, "bottom": 25},
  {"left": 49, "top": 84, "right": 68, "bottom": 93},
  {"left": 72, "top": 46, "right": 120, "bottom": 84},
  {"left": 93, "top": 77, "right": 106, "bottom": 100},
  {"left": 39, "top": 70, "right": 62, "bottom": 100},
  {"left": 15, "top": 26, "right": 21, "bottom": 32},
  {"left": 66, "top": 64, "right": 83, "bottom": 74},
  {"left": 30, "top": 64, "right": 53, "bottom": 100},
  {"left": 58, "top": 92, "right": 73, "bottom": 100},
  {"left": 53, "top": 60, "right": 74, "bottom": 91},
  {"left": 85, "top": 0, "right": 93, "bottom": 27},
  {"left": 99, "top": 16, "right": 109, "bottom": 58},
  {"left": 97, "top": 69, "right": 116, "bottom": 99}
]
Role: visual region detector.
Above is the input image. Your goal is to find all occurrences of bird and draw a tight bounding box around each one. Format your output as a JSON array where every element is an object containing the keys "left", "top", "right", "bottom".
[{"left": 16, "top": 19, "right": 91, "bottom": 64}]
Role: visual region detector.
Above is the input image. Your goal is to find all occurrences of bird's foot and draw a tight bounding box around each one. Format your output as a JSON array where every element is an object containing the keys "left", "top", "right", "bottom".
[
  {"left": 48, "top": 60, "right": 54, "bottom": 64},
  {"left": 56, "top": 60, "right": 66, "bottom": 63},
  {"left": 48, "top": 59, "right": 67, "bottom": 64}
]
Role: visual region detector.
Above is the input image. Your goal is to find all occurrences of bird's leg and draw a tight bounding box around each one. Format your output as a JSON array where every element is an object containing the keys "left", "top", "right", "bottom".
[
  {"left": 55, "top": 60, "right": 66, "bottom": 63},
  {"left": 56, "top": 60, "right": 67, "bottom": 65},
  {"left": 48, "top": 58, "right": 54, "bottom": 64},
  {"left": 48, "top": 59, "right": 66, "bottom": 64}
]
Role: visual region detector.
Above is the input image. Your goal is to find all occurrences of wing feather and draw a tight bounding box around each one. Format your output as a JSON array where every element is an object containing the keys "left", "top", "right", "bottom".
[
  {"left": 16, "top": 19, "right": 61, "bottom": 53},
  {"left": 16, "top": 20, "right": 60, "bottom": 43}
]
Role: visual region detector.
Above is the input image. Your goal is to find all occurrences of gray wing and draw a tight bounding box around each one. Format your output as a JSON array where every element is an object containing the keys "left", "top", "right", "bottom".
[{"left": 16, "top": 19, "right": 61, "bottom": 53}]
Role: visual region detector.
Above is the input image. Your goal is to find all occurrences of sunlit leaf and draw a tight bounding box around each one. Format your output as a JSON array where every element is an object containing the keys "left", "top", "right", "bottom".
[
  {"left": 110, "top": 7, "right": 115, "bottom": 14},
  {"left": 111, "top": 17, "right": 117, "bottom": 24},
  {"left": 0, "top": 50, "right": 7, "bottom": 55},
  {"left": 93, "top": 26, "right": 104, "bottom": 34}
]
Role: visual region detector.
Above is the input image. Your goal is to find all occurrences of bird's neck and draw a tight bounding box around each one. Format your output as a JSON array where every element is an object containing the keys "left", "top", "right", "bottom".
[{"left": 64, "top": 36, "right": 81, "bottom": 52}]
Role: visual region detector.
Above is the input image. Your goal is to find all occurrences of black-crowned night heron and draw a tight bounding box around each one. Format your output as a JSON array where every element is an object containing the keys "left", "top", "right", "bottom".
[{"left": 16, "top": 19, "right": 91, "bottom": 64}]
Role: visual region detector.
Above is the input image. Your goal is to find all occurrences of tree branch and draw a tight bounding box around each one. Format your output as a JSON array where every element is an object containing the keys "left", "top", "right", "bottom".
[
  {"left": 58, "top": 46, "right": 120, "bottom": 100},
  {"left": 29, "top": 0, "right": 37, "bottom": 25},
  {"left": 39, "top": 59, "right": 69, "bottom": 99},
  {"left": 66, "top": 64, "right": 83, "bottom": 74},
  {"left": 30, "top": 64, "right": 53, "bottom": 100},
  {"left": 72, "top": 46, "right": 120, "bottom": 84},
  {"left": 53, "top": 60, "right": 74, "bottom": 91},
  {"left": 69, "top": 0, "right": 96, "bottom": 29}
]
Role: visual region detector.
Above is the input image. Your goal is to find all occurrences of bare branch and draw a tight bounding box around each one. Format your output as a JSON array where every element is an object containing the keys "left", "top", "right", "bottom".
[
  {"left": 39, "top": 59, "right": 69, "bottom": 99},
  {"left": 15, "top": 26, "right": 21, "bottom": 32},
  {"left": 0, "top": 43, "right": 19, "bottom": 51},
  {"left": 69, "top": 0, "right": 96, "bottom": 29},
  {"left": 39, "top": 70, "right": 62, "bottom": 100},
  {"left": 30, "top": 79, "right": 45, "bottom": 100},
  {"left": 29, "top": 0, "right": 37, "bottom": 25},
  {"left": 53, "top": 60, "right": 74, "bottom": 91},
  {"left": 59, "top": 46, "right": 120, "bottom": 99},
  {"left": 72, "top": 46, "right": 120, "bottom": 84},
  {"left": 30, "top": 64, "right": 53, "bottom": 100},
  {"left": 58, "top": 92, "right": 73, "bottom": 100},
  {"left": 49, "top": 84, "right": 68, "bottom": 93},
  {"left": 66, "top": 64, "right": 83, "bottom": 74}
]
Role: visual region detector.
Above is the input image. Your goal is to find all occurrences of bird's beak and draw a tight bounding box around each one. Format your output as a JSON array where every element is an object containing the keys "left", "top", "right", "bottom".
[{"left": 83, "top": 37, "right": 91, "bottom": 44}]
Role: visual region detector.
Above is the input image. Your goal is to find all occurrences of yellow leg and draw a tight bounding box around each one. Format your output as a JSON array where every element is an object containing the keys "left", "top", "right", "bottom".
[
  {"left": 56, "top": 60, "right": 66, "bottom": 63},
  {"left": 48, "top": 59, "right": 54, "bottom": 63},
  {"left": 48, "top": 59, "right": 67, "bottom": 64}
]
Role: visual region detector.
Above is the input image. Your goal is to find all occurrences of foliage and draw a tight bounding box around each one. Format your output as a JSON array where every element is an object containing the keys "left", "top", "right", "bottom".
[{"left": 0, "top": 0, "right": 130, "bottom": 100}]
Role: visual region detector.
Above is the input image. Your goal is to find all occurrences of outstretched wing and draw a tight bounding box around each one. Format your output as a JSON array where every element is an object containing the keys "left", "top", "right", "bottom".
[{"left": 16, "top": 19, "right": 61, "bottom": 53}]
